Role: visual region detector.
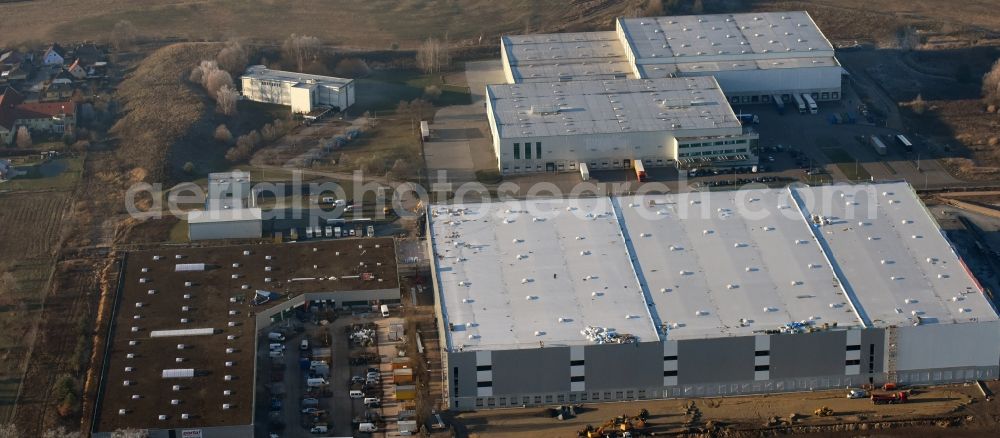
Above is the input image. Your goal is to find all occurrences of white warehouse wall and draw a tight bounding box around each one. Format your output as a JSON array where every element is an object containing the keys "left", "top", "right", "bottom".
[
  {"left": 680, "top": 66, "right": 842, "bottom": 98},
  {"left": 188, "top": 220, "right": 262, "bottom": 241}
]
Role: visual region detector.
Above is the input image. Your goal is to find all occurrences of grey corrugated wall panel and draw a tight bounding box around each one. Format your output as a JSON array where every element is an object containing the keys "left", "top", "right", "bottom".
[
  {"left": 677, "top": 336, "right": 755, "bottom": 384},
  {"left": 492, "top": 347, "right": 571, "bottom": 394},
  {"left": 447, "top": 351, "right": 478, "bottom": 398},
  {"left": 769, "top": 330, "right": 846, "bottom": 379},
  {"left": 584, "top": 342, "right": 663, "bottom": 390}
]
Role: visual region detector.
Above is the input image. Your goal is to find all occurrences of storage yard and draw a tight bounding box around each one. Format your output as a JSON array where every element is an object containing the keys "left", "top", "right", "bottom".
[{"left": 427, "top": 182, "right": 1000, "bottom": 412}]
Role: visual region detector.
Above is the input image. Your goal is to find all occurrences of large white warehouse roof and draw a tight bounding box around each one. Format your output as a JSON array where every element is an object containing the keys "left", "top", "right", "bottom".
[
  {"left": 487, "top": 77, "right": 741, "bottom": 139},
  {"left": 618, "top": 11, "right": 834, "bottom": 62},
  {"left": 502, "top": 31, "right": 634, "bottom": 83},
  {"left": 429, "top": 183, "right": 997, "bottom": 350},
  {"left": 429, "top": 198, "right": 660, "bottom": 351}
]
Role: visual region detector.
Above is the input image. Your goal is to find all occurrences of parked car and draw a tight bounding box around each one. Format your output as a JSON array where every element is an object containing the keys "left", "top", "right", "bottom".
[{"left": 847, "top": 389, "right": 868, "bottom": 399}]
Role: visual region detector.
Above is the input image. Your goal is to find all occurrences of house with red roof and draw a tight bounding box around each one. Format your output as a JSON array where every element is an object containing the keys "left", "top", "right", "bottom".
[{"left": 0, "top": 87, "right": 76, "bottom": 145}]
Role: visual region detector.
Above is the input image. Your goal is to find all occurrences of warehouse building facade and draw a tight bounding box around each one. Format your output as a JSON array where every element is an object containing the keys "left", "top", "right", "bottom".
[
  {"left": 240, "top": 65, "right": 355, "bottom": 114},
  {"left": 187, "top": 171, "right": 262, "bottom": 241},
  {"left": 486, "top": 76, "right": 759, "bottom": 174},
  {"left": 427, "top": 183, "right": 1000, "bottom": 410},
  {"left": 500, "top": 11, "right": 841, "bottom": 105}
]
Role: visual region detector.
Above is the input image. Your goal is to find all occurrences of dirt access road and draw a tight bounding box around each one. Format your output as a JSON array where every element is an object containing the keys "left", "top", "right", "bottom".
[{"left": 452, "top": 382, "right": 994, "bottom": 437}]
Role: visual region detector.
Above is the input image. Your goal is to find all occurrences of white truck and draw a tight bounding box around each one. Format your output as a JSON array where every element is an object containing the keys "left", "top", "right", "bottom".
[
  {"left": 579, "top": 162, "right": 590, "bottom": 181},
  {"left": 792, "top": 93, "right": 806, "bottom": 114},
  {"left": 802, "top": 94, "right": 818, "bottom": 114},
  {"left": 267, "top": 332, "right": 285, "bottom": 342},
  {"left": 324, "top": 226, "right": 333, "bottom": 237}
]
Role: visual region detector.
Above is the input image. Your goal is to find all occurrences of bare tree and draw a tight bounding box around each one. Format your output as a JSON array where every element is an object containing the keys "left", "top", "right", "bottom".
[
  {"left": 204, "top": 69, "right": 233, "bottom": 99},
  {"left": 983, "top": 58, "right": 1000, "bottom": 105},
  {"left": 214, "top": 124, "right": 233, "bottom": 143},
  {"left": 15, "top": 126, "right": 31, "bottom": 148},
  {"left": 216, "top": 39, "right": 249, "bottom": 75},
  {"left": 42, "top": 427, "right": 81, "bottom": 438},
  {"left": 282, "top": 34, "right": 321, "bottom": 71},
  {"left": 109, "top": 20, "right": 137, "bottom": 51},
  {"left": 416, "top": 37, "right": 450, "bottom": 74},
  {"left": 216, "top": 85, "right": 239, "bottom": 116},
  {"left": 190, "top": 60, "right": 234, "bottom": 98},
  {"left": 898, "top": 25, "right": 920, "bottom": 51},
  {"left": 396, "top": 98, "right": 435, "bottom": 122},
  {"left": 691, "top": 0, "right": 704, "bottom": 14},
  {"left": 110, "top": 429, "right": 149, "bottom": 438},
  {"left": 0, "top": 423, "right": 18, "bottom": 438}
]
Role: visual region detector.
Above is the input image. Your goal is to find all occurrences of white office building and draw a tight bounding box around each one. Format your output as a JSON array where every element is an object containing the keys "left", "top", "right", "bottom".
[
  {"left": 486, "top": 76, "right": 758, "bottom": 174},
  {"left": 240, "top": 65, "right": 355, "bottom": 114}
]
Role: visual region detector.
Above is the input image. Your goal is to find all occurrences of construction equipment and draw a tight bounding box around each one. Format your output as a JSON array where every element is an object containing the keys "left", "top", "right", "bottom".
[
  {"left": 813, "top": 406, "right": 834, "bottom": 416},
  {"left": 871, "top": 391, "right": 908, "bottom": 405},
  {"left": 578, "top": 409, "right": 648, "bottom": 437}
]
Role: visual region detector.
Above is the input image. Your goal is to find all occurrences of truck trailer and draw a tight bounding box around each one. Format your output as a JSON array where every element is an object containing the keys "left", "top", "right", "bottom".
[
  {"left": 579, "top": 162, "right": 590, "bottom": 181},
  {"left": 802, "top": 94, "right": 818, "bottom": 114},
  {"left": 870, "top": 135, "right": 888, "bottom": 156},
  {"left": 772, "top": 95, "right": 785, "bottom": 115},
  {"left": 633, "top": 160, "right": 647, "bottom": 182},
  {"left": 792, "top": 93, "right": 806, "bottom": 114}
]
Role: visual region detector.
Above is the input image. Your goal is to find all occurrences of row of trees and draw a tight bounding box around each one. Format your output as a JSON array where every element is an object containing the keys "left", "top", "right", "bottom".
[
  {"left": 190, "top": 39, "right": 251, "bottom": 116},
  {"left": 416, "top": 36, "right": 450, "bottom": 74},
  {"left": 220, "top": 118, "right": 294, "bottom": 162},
  {"left": 984, "top": 59, "right": 1000, "bottom": 106}
]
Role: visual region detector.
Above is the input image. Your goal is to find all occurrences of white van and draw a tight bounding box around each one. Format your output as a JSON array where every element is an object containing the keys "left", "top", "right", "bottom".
[
  {"left": 363, "top": 397, "right": 380, "bottom": 405},
  {"left": 300, "top": 339, "right": 309, "bottom": 351},
  {"left": 358, "top": 422, "right": 378, "bottom": 433},
  {"left": 306, "top": 378, "right": 329, "bottom": 387},
  {"left": 267, "top": 332, "right": 285, "bottom": 342},
  {"left": 309, "top": 424, "right": 328, "bottom": 434},
  {"left": 349, "top": 390, "right": 365, "bottom": 398},
  {"left": 269, "top": 343, "right": 285, "bottom": 351},
  {"left": 380, "top": 304, "right": 390, "bottom": 317}
]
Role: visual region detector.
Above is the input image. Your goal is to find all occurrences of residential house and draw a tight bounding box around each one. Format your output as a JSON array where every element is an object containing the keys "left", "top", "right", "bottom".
[
  {"left": 0, "top": 88, "right": 76, "bottom": 145},
  {"left": 66, "top": 59, "right": 87, "bottom": 80},
  {"left": 70, "top": 43, "right": 106, "bottom": 66},
  {"left": 42, "top": 77, "right": 73, "bottom": 101},
  {"left": 0, "top": 87, "right": 23, "bottom": 144},
  {"left": 42, "top": 43, "right": 65, "bottom": 66},
  {"left": 0, "top": 51, "right": 33, "bottom": 84}
]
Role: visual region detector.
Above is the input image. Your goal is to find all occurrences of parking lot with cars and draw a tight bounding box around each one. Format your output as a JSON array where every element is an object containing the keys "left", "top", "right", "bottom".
[{"left": 255, "top": 304, "right": 408, "bottom": 437}]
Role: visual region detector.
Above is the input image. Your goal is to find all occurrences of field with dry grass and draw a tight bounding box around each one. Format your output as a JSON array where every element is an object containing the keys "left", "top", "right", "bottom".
[
  {"left": 0, "top": 0, "right": 633, "bottom": 48},
  {"left": 0, "top": 192, "right": 70, "bottom": 422}
]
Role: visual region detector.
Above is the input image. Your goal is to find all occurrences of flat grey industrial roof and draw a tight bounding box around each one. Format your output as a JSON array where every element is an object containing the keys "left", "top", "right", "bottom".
[
  {"left": 487, "top": 77, "right": 741, "bottom": 139},
  {"left": 638, "top": 56, "right": 840, "bottom": 78},
  {"left": 795, "top": 182, "right": 997, "bottom": 327},
  {"left": 502, "top": 31, "right": 634, "bottom": 82},
  {"left": 618, "top": 11, "right": 835, "bottom": 62},
  {"left": 429, "top": 183, "right": 998, "bottom": 350},
  {"left": 241, "top": 65, "right": 353, "bottom": 88},
  {"left": 429, "top": 198, "right": 660, "bottom": 351},
  {"left": 618, "top": 189, "right": 862, "bottom": 340}
]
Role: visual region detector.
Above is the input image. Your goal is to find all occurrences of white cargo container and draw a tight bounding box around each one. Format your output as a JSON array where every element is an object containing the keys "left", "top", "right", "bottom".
[{"left": 579, "top": 162, "right": 590, "bottom": 181}]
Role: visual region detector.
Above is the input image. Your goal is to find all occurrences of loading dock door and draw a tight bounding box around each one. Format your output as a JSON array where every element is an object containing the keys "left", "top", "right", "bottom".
[{"left": 545, "top": 162, "right": 555, "bottom": 172}]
